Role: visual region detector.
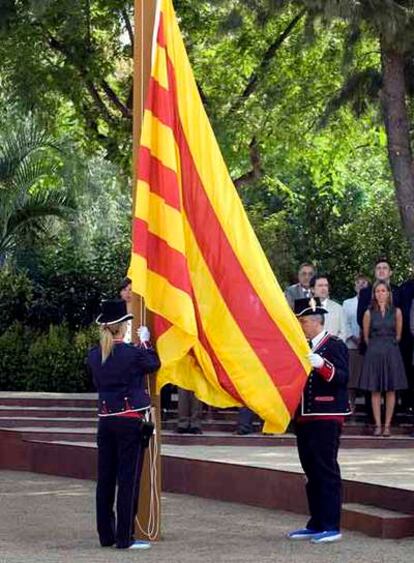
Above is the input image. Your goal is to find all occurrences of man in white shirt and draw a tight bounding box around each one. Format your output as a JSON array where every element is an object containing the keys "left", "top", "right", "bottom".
[
  {"left": 342, "top": 274, "right": 370, "bottom": 410},
  {"left": 119, "top": 277, "right": 133, "bottom": 343},
  {"left": 310, "top": 275, "right": 346, "bottom": 342}
]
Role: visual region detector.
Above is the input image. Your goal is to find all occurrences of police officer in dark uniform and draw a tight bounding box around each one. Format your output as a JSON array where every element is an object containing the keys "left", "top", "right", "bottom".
[
  {"left": 288, "top": 297, "right": 350, "bottom": 544},
  {"left": 88, "top": 299, "right": 160, "bottom": 550}
]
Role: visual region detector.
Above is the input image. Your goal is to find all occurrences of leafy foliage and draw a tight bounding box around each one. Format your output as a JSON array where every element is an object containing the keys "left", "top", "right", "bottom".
[
  {"left": 0, "top": 323, "right": 32, "bottom": 391},
  {"left": 0, "top": 268, "right": 33, "bottom": 333},
  {"left": 31, "top": 236, "right": 130, "bottom": 330},
  {"left": 1, "top": 1, "right": 414, "bottom": 393},
  {"left": 0, "top": 0, "right": 134, "bottom": 167},
  {"left": 0, "top": 116, "right": 74, "bottom": 257},
  {"left": 25, "top": 324, "right": 98, "bottom": 392},
  {"left": 0, "top": 322, "right": 99, "bottom": 393}
]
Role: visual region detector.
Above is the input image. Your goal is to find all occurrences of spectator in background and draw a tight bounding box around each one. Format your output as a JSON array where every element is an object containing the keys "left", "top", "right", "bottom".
[
  {"left": 357, "top": 258, "right": 400, "bottom": 328},
  {"left": 396, "top": 276, "right": 414, "bottom": 413},
  {"left": 343, "top": 274, "right": 370, "bottom": 411},
  {"left": 358, "top": 281, "right": 407, "bottom": 437},
  {"left": 234, "top": 407, "right": 257, "bottom": 435},
  {"left": 407, "top": 298, "right": 414, "bottom": 418},
  {"left": 310, "top": 275, "right": 346, "bottom": 341},
  {"left": 285, "top": 263, "right": 316, "bottom": 309},
  {"left": 119, "top": 277, "right": 133, "bottom": 344},
  {"left": 161, "top": 383, "right": 174, "bottom": 420},
  {"left": 409, "top": 299, "right": 414, "bottom": 362},
  {"left": 176, "top": 388, "right": 203, "bottom": 434}
]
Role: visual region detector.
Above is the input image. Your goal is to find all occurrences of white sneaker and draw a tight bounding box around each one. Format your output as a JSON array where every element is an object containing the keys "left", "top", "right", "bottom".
[{"left": 128, "top": 540, "right": 151, "bottom": 550}]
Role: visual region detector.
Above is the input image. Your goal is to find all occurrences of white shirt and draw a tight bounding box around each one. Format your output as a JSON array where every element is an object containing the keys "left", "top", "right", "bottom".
[
  {"left": 123, "top": 319, "right": 132, "bottom": 344},
  {"left": 342, "top": 295, "right": 359, "bottom": 350},
  {"left": 309, "top": 329, "right": 328, "bottom": 351},
  {"left": 301, "top": 286, "right": 312, "bottom": 298},
  {"left": 321, "top": 298, "right": 346, "bottom": 342}
]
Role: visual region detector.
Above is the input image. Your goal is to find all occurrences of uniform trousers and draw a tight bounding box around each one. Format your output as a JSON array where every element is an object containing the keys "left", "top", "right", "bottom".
[
  {"left": 295, "top": 420, "right": 342, "bottom": 532},
  {"left": 96, "top": 416, "right": 144, "bottom": 549}
]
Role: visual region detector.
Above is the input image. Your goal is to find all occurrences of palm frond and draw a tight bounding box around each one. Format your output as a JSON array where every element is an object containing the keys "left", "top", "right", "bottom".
[
  {"left": 11, "top": 154, "right": 60, "bottom": 196},
  {"left": 0, "top": 118, "right": 60, "bottom": 188},
  {"left": 4, "top": 188, "right": 73, "bottom": 244}
]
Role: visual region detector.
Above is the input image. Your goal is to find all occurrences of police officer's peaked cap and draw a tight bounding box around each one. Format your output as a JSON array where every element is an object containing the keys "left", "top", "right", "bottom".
[
  {"left": 294, "top": 297, "right": 328, "bottom": 317},
  {"left": 96, "top": 299, "right": 134, "bottom": 325}
]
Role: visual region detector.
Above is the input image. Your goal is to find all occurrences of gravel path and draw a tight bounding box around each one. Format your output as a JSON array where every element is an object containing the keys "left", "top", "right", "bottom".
[{"left": 1, "top": 471, "right": 413, "bottom": 563}]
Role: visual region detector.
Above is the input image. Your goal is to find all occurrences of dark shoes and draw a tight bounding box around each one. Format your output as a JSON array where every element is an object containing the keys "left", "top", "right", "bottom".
[
  {"left": 233, "top": 428, "right": 253, "bottom": 435},
  {"left": 188, "top": 427, "right": 203, "bottom": 434},
  {"left": 176, "top": 426, "right": 203, "bottom": 434}
]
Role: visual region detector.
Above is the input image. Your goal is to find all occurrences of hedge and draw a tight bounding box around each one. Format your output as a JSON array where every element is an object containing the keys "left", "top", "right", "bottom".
[{"left": 0, "top": 323, "right": 98, "bottom": 392}]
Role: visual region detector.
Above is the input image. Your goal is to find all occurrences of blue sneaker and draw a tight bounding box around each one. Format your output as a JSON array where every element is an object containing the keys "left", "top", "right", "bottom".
[
  {"left": 310, "top": 530, "right": 342, "bottom": 544},
  {"left": 128, "top": 540, "right": 152, "bottom": 550},
  {"left": 287, "top": 528, "right": 320, "bottom": 540}
]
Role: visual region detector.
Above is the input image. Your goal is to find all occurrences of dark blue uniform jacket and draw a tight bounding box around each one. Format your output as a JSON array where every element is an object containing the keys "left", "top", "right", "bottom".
[
  {"left": 88, "top": 343, "right": 161, "bottom": 416},
  {"left": 300, "top": 334, "right": 351, "bottom": 417}
]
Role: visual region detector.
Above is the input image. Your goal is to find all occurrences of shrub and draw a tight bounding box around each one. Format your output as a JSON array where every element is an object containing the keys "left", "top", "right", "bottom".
[
  {"left": 25, "top": 324, "right": 99, "bottom": 392},
  {"left": 0, "top": 323, "right": 33, "bottom": 390},
  {"left": 0, "top": 269, "right": 33, "bottom": 334},
  {"left": 25, "top": 236, "right": 130, "bottom": 331}
]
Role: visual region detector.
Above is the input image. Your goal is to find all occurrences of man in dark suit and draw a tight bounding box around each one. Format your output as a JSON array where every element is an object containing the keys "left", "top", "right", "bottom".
[
  {"left": 397, "top": 277, "right": 414, "bottom": 412},
  {"left": 357, "top": 257, "right": 399, "bottom": 327},
  {"left": 287, "top": 297, "right": 350, "bottom": 544},
  {"left": 285, "top": 263, "right": 316, "bottom": 309}
]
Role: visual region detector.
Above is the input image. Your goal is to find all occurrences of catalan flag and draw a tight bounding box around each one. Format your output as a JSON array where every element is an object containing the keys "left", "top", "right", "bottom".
[{"left": 129, "top": 0, "right": 310, "bottom": 433}]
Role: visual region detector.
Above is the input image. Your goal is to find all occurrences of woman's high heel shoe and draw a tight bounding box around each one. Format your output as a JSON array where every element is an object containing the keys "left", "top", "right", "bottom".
[
  {"left": 383, "top": 426, "right": 391, "bottom": 437},
  {"left": 373, "top": 426, "right": 382, "bottom": 437}
]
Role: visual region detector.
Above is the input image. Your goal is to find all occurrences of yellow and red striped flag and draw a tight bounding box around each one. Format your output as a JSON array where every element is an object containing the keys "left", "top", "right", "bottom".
[{"left": 129, "top": 0, "right": 310, "bottom": 433}]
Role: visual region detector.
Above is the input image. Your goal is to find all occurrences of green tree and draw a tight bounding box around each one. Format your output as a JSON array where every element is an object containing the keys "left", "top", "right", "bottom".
[
  {"left": 0, "top": 0, "right": 134, "bottom": 167},
  {"left": 299, "top": 0, "right": 414, "bottom": 258},
  {"left": 0, "top": 117, "right": 73, "bottom": 260},
  {"left": 1, "top": 0, "right": 410, "bottom": 289}
]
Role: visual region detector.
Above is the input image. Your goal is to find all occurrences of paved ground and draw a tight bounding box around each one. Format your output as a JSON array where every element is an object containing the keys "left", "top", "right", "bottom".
[
  {"left": 163, "top": 444, "right": 414, "bottom": 490},
  {"left": 1, "top": 471, "right": 414, "bottom": 563}
]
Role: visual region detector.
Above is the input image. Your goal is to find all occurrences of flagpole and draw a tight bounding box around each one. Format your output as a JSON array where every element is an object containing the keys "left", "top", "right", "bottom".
[{"left": 133, "top": 0, "right": 161, "bottom": 541}]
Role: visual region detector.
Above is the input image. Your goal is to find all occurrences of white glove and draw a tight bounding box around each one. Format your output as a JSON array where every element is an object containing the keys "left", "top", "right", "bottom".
[
  {"left": 137, "top": 325, "right": 151, "bottom": 343},
  {"left": 308, "top": 352, "right": 324, "bottom": 369}
]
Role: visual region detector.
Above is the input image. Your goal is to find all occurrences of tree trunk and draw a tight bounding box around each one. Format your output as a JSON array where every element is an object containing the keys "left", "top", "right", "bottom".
[{"left": 380, "top": 39, "right": 414, "bottom": 260}]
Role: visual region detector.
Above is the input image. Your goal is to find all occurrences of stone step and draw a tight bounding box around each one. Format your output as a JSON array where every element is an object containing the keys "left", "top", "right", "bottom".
[
  {"left": 1, "top": 393, "right": 413, "bottom": 425},
  {"left": 0, "top": 406, "right": 97, "bottom": 418},
  {"left": 162, "top": 430, "right": 414, "bottom": 448},
  {"left": 0, "top": 407, "right": 412, "bottom": 436},
  {"left": 0, "top": 394, "right": 413, "bottom": 437},
  {"left": 0, "top": 392, "right": 97, "bottom": 408},
  {"left": 2, "top": 426, "right": 414, "bottom": 449},
  {"left": 162, "top": 418, "right": 414, "bottom": 435},
  {"left": 1, "top": 416, "right": 412, "bottom": 437},
  {"left": 342, "top": 503, "right": 414, "bottom": 539},
  {"left": 1, "top": 427, "right": 97, "bottom": 443},
  {"left": 0, "top": 417, "right": 97, "bottom": 428}
]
